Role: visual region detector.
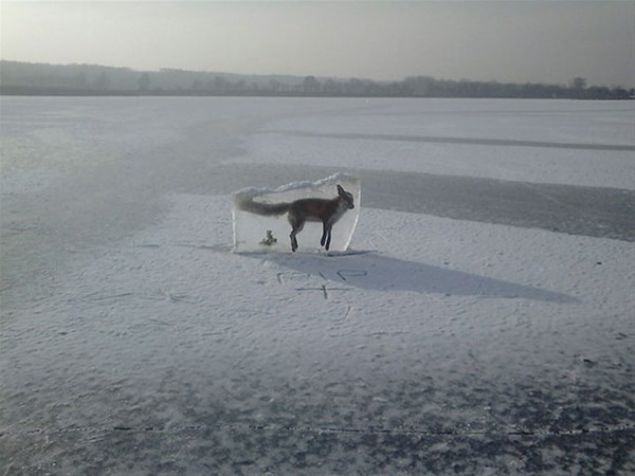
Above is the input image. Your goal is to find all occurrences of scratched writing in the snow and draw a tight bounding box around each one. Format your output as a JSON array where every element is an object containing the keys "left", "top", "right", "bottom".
[
  {"left": 276, "top": 269, "right": 368, "bottom": 299},
  {"left": 276, "top": 270, "right": 367, "bottom": 285}
]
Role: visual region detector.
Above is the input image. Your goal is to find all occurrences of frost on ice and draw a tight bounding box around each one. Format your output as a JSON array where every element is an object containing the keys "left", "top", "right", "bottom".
[{"left": 233, "top": 174, "right": 361, "bottom": 253}]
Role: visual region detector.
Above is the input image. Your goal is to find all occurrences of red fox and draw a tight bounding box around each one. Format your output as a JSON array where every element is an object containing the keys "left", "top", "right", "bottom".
[{"left": 236, "top": 184, "right": 355, "bottom": 252}]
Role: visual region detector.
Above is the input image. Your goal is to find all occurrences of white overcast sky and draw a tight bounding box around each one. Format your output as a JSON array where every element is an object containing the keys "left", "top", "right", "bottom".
[{"left": 2, "top": 1, "right": 634, "bottom": 87}]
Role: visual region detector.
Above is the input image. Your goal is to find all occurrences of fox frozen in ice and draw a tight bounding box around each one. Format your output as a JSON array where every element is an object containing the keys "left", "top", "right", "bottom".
[{"left": 236, "top": 184, "right": 355, "bottom": 252}]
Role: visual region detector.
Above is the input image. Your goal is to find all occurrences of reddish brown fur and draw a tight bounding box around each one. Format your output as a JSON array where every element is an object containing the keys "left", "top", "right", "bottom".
[
  {"left": 289, "top": 198, "right": 338, "bottom": 221},
  {"left": 287, "top": 185, "right": 354, "bottom": 252}
]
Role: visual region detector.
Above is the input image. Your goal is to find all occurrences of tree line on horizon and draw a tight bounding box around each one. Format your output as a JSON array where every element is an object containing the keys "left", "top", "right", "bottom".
[{"left": 0, "top": 61, "right": 632, "bottom": 100}]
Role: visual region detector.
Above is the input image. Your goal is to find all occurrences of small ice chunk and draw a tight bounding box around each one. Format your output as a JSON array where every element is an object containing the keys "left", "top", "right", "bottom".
[{"left": 233, "top": 173, "right": 361, "bottom": 253}]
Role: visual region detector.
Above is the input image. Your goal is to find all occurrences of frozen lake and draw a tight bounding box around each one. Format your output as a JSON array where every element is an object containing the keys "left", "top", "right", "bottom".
[
  {"left": 1, "top": 97, "right": 634, "bottom": 473},
  {"left": 2, "top": 98, "right": 634, "bottom": 305}
]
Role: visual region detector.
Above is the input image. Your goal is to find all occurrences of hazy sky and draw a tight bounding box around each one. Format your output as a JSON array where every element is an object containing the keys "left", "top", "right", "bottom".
[{"left": 2, "top": 1, "right": 634, "bottom": 87}]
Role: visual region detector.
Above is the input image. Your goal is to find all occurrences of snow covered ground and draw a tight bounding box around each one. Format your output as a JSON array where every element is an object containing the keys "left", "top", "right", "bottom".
[{"left": 1, "top": 97, "right": 634, "bottom": 474}]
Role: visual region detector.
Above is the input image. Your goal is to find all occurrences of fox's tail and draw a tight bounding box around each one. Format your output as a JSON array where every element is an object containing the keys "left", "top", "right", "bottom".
[{"left": 235, "top": 195, "right": 291, "bottom": 216}]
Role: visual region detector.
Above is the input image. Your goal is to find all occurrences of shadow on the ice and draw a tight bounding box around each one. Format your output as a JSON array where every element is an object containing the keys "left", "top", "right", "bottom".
[{"left": 260, "top": 251, "right": 577, "bottom": 303}]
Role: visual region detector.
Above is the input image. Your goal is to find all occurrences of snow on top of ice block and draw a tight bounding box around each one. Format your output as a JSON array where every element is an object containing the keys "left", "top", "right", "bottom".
[{"left": 233, "top": 172, "right": 359, "bottom": 203}]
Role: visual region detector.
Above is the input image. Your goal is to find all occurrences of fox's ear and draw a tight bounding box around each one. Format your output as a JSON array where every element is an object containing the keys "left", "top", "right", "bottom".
[{"left": 337, "top": 184, "right": 344, "bottom": 195}]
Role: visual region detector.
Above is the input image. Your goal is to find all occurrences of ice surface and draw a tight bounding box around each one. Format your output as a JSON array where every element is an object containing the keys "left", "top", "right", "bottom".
[
  {"left": 241, "top": 99, "right": 635, "bottom": 190},
  {"left": 2, "top": 97, "right": 634, "bottom": 474},
  {"left": 233, "top": 173, "right": 361, "bottom": 253}
]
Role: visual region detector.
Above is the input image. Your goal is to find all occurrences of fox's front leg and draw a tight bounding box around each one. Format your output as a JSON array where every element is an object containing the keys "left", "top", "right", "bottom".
[
  {"left": 321, "top": 221, "right": 329, "bottom": 247},
  {"left": 321, "top": 221, "right": 332, "bottom": 250}
]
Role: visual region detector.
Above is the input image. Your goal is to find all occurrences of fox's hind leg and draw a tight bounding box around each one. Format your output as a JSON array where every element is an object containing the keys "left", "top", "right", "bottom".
[
  {"left": 290, "top": 222, "right": 304, "bottom": 252},
  {"left": 289, "top": 213, "right": 305, "bottom": 252}
]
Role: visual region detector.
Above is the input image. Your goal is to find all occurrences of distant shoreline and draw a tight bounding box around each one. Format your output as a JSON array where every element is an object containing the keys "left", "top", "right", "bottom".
[
  {"left": 1, "top": 88, "right": 632, "bottom": 100},
  {"left": 3, "top": 60, "right": 633, "bottom": 100}
]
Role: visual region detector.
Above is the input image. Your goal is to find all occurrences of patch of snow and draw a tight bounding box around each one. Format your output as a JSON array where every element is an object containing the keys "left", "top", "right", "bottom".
[{"left": 2, "top": 192, "right": 633, "bottom": 473}]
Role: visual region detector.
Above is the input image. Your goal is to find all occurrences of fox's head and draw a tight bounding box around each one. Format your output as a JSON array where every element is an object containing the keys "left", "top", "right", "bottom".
[{"left": 337, "top": 184, "right": 354, "bottom": 209}]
